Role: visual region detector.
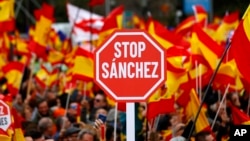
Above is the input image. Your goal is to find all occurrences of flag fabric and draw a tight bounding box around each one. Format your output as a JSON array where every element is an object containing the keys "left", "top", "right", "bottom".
[
  {"left": 191, "top": 24, "right": 224, "bottom": 70},
  {"left": 35, "top": 66, "right": 59, "bottom": 89},
  {"left": 15, "top": 38, "right": 31, "bottom": 57},
  {"left": 34, "top": 3, "right": 54, "bottom": 21},
  {"left": 175, "top": 16, "right": 196, "bottom": 36},
  {"left": 72, "top": 47, "right": 94, "bottom": 82},
  {"left": 192, "top": 5, "right": 208, "bottom": 24},
  {"left": 97, "top": 5, "right": 124, "bottom": 46},
  {"left": 12, "top": 108, "right": 25, "bottom": 141},
  {"left": 0, "top": 0, "right": 15, "bottom": 32},
  {"left": 2, "top": 62, "right": 25, "bottom": 95},
  {"left": 185, "top": 89, "right": 211, "bottom": 133},
  {"left": 28, "top": 16, "right": 52, "bottom": 59},
  {"left": 66, "top": 3, "right": 104, "bottom": 43},
  {"left": 147, "top": 96, "right": 175, "bottom": 120},
  {"left": 230, "top": 4, "right": 250, "bottom": 85},
  {"left": 146, "top": 18, "right": 190, "bottom": 49},
  {"left": 88, "top": 0, "right": 105, "bottom": 7},
  {"left": 46, "top": 49, "right": 64, "bottom": 65},
  {"left": 230, "top": 104, "right": 250, "bottom": 125},
  {"left": 213, "top": 60, "right": 237, "bottom": 90},
  {"left": 214, "top": 11, "right": 239, "bottom": 44}
]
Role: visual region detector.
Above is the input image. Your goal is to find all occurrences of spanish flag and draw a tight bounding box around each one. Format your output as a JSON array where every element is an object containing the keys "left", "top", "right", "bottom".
[
  {"left": 185, "top": 89, "right": 211, "bottom": 133},
  {"left": 146, "top": 17, "right": 189, "bottom": 49},
  {"left": 34, "top": 2, "right": 54, "bottom": 21},
  {"left": 2, "top": 62, "right": 24, "bottom": 96},
  {"left": 230, "top": 4, "right": 250, "bottom": 85},
  {"left": 35, "top": 66, "right": 59, "bottom": 89},
  {"left": 175, "top": 16, "right": 195, "bottom": 36},
  {"left": 214, "top": 11, "right": 239, "bottom": 44},
  {"left": 0, "top": 0, "right": 15, "bottom": 32},
  {"left": 28, "top": 16, "right": 52, "bottom": 59},
  {"left": 15, "top": 38, "right": 30, "bottom": 57},
  {"left": 190, "top": 24, "right": 224, "bottom": 70},
  {"left": 72, "top": 47, "right": 94, "bottom": 82},
  {"left": 46, "top": 49, "right": 64, "bottom": 65},
  {"left": 192, "top": 5, "right": 208, "bottom": 24},
  {"left": 97, "top": 5, "right": 124, "bottom": 46},
  {"left": 12, "top": 108, "right": 25, "bottom": 141}
]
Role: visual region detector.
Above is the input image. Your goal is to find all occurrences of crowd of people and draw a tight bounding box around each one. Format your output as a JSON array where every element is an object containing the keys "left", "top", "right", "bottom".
[{"left": 1, "top": 66, "right": 249, "bottom": 141}]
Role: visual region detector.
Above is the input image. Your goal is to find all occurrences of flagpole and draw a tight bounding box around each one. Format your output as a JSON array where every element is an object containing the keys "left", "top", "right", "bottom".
[
  {"left": 61, "top": 83, "right": 73, "bottom": 132},
  {"left": 25, "top": 56, "right": 36, "bottom": 102},
  {"left": 211, "top": 84, "right": 230, "bottom": 130},
  {"left": 187, "top": 42, "right": 232, "bottom": 140}
]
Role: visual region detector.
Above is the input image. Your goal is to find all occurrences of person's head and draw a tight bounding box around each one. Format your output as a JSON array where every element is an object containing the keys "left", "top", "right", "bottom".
[
  {"left": 26, "top": 130, "right": 45, "bottom": 141},
  {"left": 106, "top": 125, "right": 121, "bottom": 141},
  {"left": 93, "top": 92, "right": 107, "bottom": 109},
  {"left": 37, "top": 99, "right": 49, "bottom": 116},
  {"left": 228, "top": 92, "right": 241, "bottom": 107},
  {"left": 64, "top": 126, "right": 81, "bottom": 141},
  {"left": 68, "top": 102, "right": 79, "bottom": 117},
  {"left": 195, "top": 131, "right": 214, "bottom": 141},
  {"left": 95, "top": 107, "right": 108, "bottom": 120},
  {"left": 55, "top": 116, "right": 71, "bottom": 131},
  {"left": 15, "top": 93, "right": 23, "bottom": 104},
  {"left": 38, "top": 117, "right": 54, "bottom": 137},
  {"left": 77, "top": 127, "right": 98, "bottom": 141}
]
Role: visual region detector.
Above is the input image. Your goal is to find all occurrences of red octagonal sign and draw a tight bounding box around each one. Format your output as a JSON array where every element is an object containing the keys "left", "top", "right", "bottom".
[
  {"left": 94, "top": 29, "right": 166, "bottom": 102},
  {"left": 0, "top": 100, "right": 11, "bottom": 132}
]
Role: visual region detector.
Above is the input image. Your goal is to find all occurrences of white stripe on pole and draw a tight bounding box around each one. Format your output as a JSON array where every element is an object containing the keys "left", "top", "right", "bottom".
[{"left": 126, "top": 102, "right": 135, "bottom": 141}]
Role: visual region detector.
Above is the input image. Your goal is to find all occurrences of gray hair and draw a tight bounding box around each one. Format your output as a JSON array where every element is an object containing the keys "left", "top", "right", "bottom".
[
  {"left": 78, "top": 128, "right": 99, "bottom": 141},
  {"left": 38, "top": 117, "right": 53, "bottom": 133}
]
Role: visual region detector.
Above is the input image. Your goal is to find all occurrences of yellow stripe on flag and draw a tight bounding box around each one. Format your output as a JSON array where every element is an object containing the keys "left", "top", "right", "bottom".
[
  {"left": 0, "top": 0, "right": 14, "bottom": 21},
  {"left": 5, "top": 70, "right": 23, "bottom": 90},
  {"left": 243, "top": 9, "right": 250, "bottom": 41}
]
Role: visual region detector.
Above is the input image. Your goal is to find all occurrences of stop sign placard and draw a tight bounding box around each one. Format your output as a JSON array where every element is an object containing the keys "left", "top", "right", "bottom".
[
  {"left": 94, "top": 29, "right": 166, "bottom": 102},
  {"left": 0, "top": 100, "right": 11, "bottom": 131}
]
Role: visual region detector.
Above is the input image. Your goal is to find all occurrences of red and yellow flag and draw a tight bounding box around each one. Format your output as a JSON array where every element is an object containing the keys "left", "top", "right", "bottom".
[
  {"left": 185, "top": 89, "right": 211, "bottom": 133},
  {"left": 97, "top": 5, "right": 124, "bottom": 46},
  {"left": 72, "top": 47, "right": 94, "bottom": 82},
  {"left": 2, "top": 62, "right": 24, "bottom": 96},
  {"left": 230, "top": 5, "right": 250, "bottom": 85},
  {"left": 190, "top": 24, "right": 224, "bottom": 70},
  {"left": 0, "top": 0, "right": 15, "bottom": 32}
]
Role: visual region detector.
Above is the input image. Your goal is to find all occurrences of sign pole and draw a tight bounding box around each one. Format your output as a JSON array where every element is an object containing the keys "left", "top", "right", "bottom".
[{"left": 126, "top": 102, "right": 135, "bottom": 141}]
